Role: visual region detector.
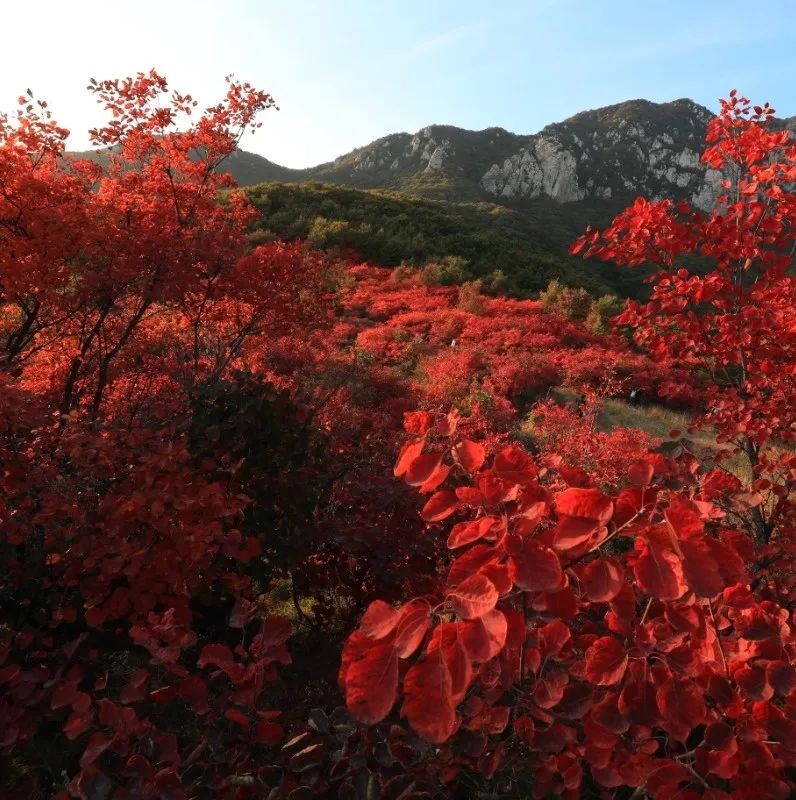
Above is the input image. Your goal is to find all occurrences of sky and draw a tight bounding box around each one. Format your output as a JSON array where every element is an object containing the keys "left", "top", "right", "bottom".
[{"left": 2, "top": 0, "right": 794, "bottom": 168}]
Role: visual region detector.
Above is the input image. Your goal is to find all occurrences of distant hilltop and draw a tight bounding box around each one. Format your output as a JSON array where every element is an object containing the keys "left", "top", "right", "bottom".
[{"left": 72, "top": 97, "right": 795, "bottom": 210}]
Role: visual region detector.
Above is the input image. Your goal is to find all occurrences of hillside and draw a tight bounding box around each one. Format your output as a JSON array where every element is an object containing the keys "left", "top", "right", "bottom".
[
  {"left": 68, "top": 98, "right": 795, "bottom": 299},
  {"left": 244, "top": 98, "right": 794, "bottom": 208},
  {"left": 8, "top": 63, "right": 796, "bottom": 800},
  {"left": 244, "top": 182, "right": 650, "bottom": 297}
]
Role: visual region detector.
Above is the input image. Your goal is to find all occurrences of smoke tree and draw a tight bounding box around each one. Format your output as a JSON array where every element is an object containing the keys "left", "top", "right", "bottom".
[{"left": 341, "top": 93, "right": 796, "bottom": 799}]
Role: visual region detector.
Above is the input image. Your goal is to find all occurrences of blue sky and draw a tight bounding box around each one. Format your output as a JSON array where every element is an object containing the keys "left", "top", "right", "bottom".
[{"left": 2, "top": 0, "right": 794, "bottom": 167}]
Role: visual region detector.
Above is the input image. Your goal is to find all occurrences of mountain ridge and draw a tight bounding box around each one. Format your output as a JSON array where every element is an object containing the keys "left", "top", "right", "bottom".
[
  {"left": 68, "top": 96, "right": 795, "bottom": 210},
  {"left": 200, "top": 97, "right": 793, "bottom": 210},
  {"left": 66, "top": 97, "right": 794, "bottom": 300}
]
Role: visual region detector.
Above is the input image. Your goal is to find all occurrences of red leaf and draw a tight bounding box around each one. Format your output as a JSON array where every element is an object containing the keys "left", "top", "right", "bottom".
[
  {"left": 63, "top": 711, "right": 93, "bottom": 741},
  {"left": 453, "top": 439, "right": 485, "bottom": 473},
  {"left": 582, "top": 557, "right": 625, "bottom": 602},
  {"left": 484, "top": 706, "right": 511, "bottom": 735},
  {"left": 419, "top": 463, "right": 450, "bottom": 493},
  {"left": 735, "top": 664, "right": 772, "bottom": 700},
  {"left": 504, "top": 534, "right": 562, "bottom": 592},
  {"left": 405, "top": 453, "right": 443, "bottom": 487},
  {"left": 539, "top": 619, "right": 571, "bottom": 658},
  {"left": 542, "top": 584, "right": 578, "bottom": 620},
  {"left": 590, "top": 692, "right": 629, "bottom": 734},
  {"left": 552, "top": 516, "right": 603, "bottom": 551},
  {"left": 255, "top": 720, "right": 284, "bottom": 745},
  {"left": 394, "top": 599, "right": 431, "bottom": 658},
  {"left": 448, "top": 573, "right": 498, "bottom": 619},
  {"left": 645, "top": 759, "right": 691, "bottom": 793},
  {"left": 456, "top": 486, "right": 485, "bottom": 505},
  {"left": 359, "top": 600, "right": 401, "bottom": 640},
  {"left": 479, "top": 561, "right": 513, "bottom": 595},
  {"left": 664, "top": 497, "right": 703, "bottom": 540},
  {"left": 339, "top": 630, "right": 367, "bottom": 688},
  {"left": 98, "top": 699, "right": 134, "bottom": 730},
  {"left": 478, "top": 472, "right": 516, "bottom": 505},
  {"left": 628, "top": 460, "right": 654, "bottom": 487},
  {"left": 708, "top": 536, "right": 746, "bottom": 586},
  {"left": 584, "top": 637, "right": 628, "bottom": 686},
  {"left": 435, "top": 409, "right": 460, "bottom": 437},
  {"left": 447, "top": 544, "right": 499, "bottom": 588},
  {"left": 492, "top": 445, "right": 537, "bottom": 484},
  {"left": 680, "top": 536, "right": 725, "bottom": 597},
  {"left": 459, "top": 609, "right": 507, "bottom": 662},
  {"left": 633, "top": 539, "right": 686, "bottom": 601},
  {"left": 80, "top": 732, "right": 111, "bottom": 768},
  {"left": 197, "top": 643, "right": 233, "bottom": 669},
  {"left": 554, "top": 487, "right": 613, "bottom": 522},
  {"left": 767, "top": 660, "right": 796, "bottom": 696},
  {"left": 52, "top": 682, "right": 78, "bottom": 710},
  {"left": 421, "top": 490, "right": 458, "bottom": 522},
  {"left": 394, "top": 438, "right": 424, "bottom": 477},
  {"left": 178, "top": 676, "right": 208, "bottom": 712},
  {"left": 619, "top": 677, "right": 660, "bottom": 726},
  {"left": 656, "top": 678, "right": 706, "bottom": 742},
  {"left": 734, "top": 606, "right": 782, "bottom": 640},
  {"left": 404, "top": 411, "right": 432, "bottom": 434},
  {"left": 534, "top": 672, "right": 568, "bottom": 708},
  {"left": 402, "top": 647, "right": 456, "bottom": 743},
  {"left": 447, "top": 516, "right": 496, "bottom": 549},
  {"left": 569, "top": 236, "right": 587, "bottom": 255},
  {"left": 343, "top": 640, "right": 398, "bottom": 725},
  {"left": 225, "top": 709, "right": 250, "bottom": 729},
  {"left": 552, "top": 487, "right": 613, "bottom": 550},
  {"left": 428, "top": 623, "right": 472, "bottom": 705},
  {"left": 0, "top": 664, "right": 20, "bottom": 684}
]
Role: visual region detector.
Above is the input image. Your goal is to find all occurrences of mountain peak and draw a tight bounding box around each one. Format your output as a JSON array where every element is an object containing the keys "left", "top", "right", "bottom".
[
  {"left": 561, "top": 97, "right": 712, "bottom": 130},
  {"left": 221, "top": 96, "right": 733, "bottom": 209},
  {"left": 69, "top": 97, "right": 789, "bottom": 211}
]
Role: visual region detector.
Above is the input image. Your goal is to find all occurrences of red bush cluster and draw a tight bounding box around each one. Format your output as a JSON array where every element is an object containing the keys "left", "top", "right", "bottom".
[
  {"left": 0, "top": 72, "right": 321, "bottom": 798},
  {"left": 2, "top": 73, "right": 794, "bottom": 800},
  {"left": 341, "top": 91, "right": 796, "bottom": 799},
  {"left": 343, "top": 414, "right": 795, "bottom": 798}
]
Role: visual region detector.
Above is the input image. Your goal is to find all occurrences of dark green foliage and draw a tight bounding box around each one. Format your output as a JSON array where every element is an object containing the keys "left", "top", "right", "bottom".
[
  {"left": 244, "top": 182, "right": 652, "bottom": 298},
  {"left": 539, "top": 278, "right": 593, "bottom": 320},
  {"left": 67, "top": 145, "right": 306, "bottom": 186},
  {"left": 586, "top": 293, "right": 625, "bottom": 334}
]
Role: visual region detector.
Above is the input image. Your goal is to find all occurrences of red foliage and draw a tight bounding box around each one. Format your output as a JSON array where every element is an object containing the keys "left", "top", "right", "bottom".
[
  {"left": 344, "top": 267, "right": 692, "bottom": 414},
  {"left": 531, "top": 395, "right": 660, "bottom": 490},
  {"left": 341, "top": 93, "right": 796, "bottom": 799},
  {"left": 572, "top": 90, "right": 796, "bottom": 546},
  {"left": 0, "top": 73, "right": 315, "bottom": 798},
  {"left": 4, "top": 74, "right": 794, "bottom": 799},
  {"left": 342, "top": 417, "right": 796, "bottom": 797}
]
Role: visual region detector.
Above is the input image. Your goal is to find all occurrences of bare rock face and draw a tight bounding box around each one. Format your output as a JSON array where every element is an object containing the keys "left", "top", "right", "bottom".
[
  {"left": 478, "top": 137, "right": 590, "bottom": 204},
  {"left": 214, "top": 98, "right": 795, "bottom": 210},
  {"left": 481, "top": 148, "right": 543, "bottom": 198},
  {"left": 479, "top": 99, "right": 731, "bottom": 208},
  {"left": 534, "top": 136, "right": 586, "bottom": 202},
  {"left": 691, "top": 168, "right": 725, "bottom": 211},
  {"left": 480, "top": 136, "right": 586, "bottom": 202},
  {"left": 424, "top": 140, "right": 452, "bottom": 172}
]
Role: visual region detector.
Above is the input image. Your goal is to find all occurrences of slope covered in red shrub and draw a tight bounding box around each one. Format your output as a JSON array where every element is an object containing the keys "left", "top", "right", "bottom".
[{"left": 2, "top": 73, "right": 793, "bottom": 800}]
